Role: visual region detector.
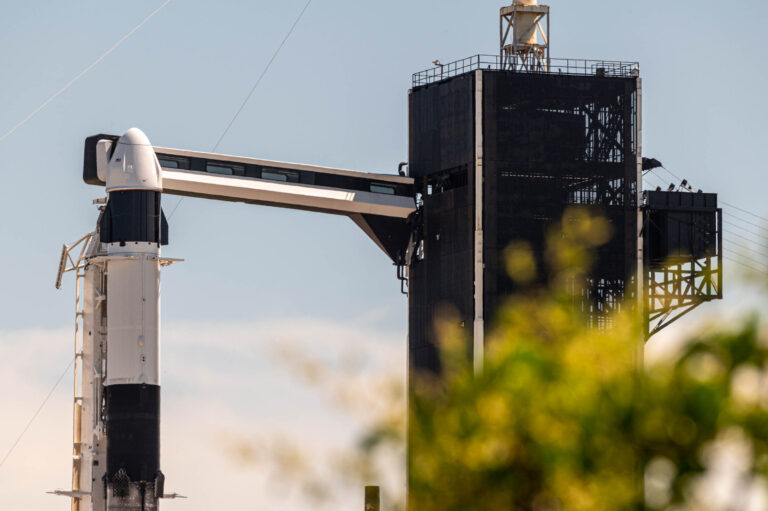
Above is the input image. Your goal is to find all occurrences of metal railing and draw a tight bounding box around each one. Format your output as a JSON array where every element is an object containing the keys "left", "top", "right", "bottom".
[{"left": 413, "top": 55, "right": 640, "bottom": 87}]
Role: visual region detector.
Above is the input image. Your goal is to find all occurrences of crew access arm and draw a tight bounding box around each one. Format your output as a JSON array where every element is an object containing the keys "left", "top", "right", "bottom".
[{"left": 83, "top": 133, "right": 417, "bottom": 263}]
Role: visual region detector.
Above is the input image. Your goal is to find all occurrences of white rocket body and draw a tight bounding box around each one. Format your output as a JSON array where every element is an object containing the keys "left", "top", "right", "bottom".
[
  {"left": 104, "top": 246, "right": 161, "bottom": 387},
  {"left": 102, "top": 128, "right": 166, "bottom": 510}
]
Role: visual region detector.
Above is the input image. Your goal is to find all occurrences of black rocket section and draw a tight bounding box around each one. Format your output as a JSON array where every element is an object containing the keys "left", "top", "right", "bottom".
[
  {"left": 100, "top": 190, "right": 168, "bottom": 246},
  {"left": 105, "top": 385, "right": 161, "bottom": 483}
]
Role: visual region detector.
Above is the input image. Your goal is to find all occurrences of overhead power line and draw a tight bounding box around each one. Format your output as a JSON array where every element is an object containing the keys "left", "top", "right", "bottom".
[
  {"left": 724, "top": 237, "right": 767, "bottom": 258},
  {"left": 655, "top": 165, "right": 682, "bottom": 183},
  {"left": 725, "top": 230, "right": 768, "bottom": 252},
  {"left": 212, "top": 0, "right": 315, "bottom": 153},
  {"left": 721, "top": 201, "right": 768, "bottom": 223},
  {"left": 723, "top": 211, "right": 768, "bottom": 234},
  {"left": 0, "top": 357, "right": 75, "bottom": 469},
  {"left": 724, "top": 220, "right": 768, "bottom": 243},
  {"left": 0, "top": 0, "right": 173, "bottom": 145},
  {"left": 725, "top": 255, "right": 768, "bottom": 277},
  {"left": 725, "top": 255, "right": 767, "bottom": 275},
  {"left": 168, "top": 0, "right": 315, "bottom": 221},
  {"left": 724, "top": 215, "right": 768, "bottom": 235},
  {"left": 0, "top": 0, "right": 172, "bottom": 474},
  {"left": 648, "top": 168, "right": 768, "bottom": 228},
  {"left": 723, "top": 248, "right": 767, "bottom": 271}
]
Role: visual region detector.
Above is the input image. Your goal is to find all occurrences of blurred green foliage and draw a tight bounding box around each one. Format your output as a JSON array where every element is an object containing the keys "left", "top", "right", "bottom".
[
  {"left": 403, "top": 296, "right": 768, "bottom": 510},
  {"left": 253, "top": 208, "right": 768, "bottom": 510},
  {"left": 364, "top": 208, "right": 768, "bottom": 510}
]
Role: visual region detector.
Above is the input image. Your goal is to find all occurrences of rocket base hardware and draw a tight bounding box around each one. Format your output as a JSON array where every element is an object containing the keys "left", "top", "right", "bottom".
[{"left": 106, "top": 474, "right": 161, "bottom": 511}]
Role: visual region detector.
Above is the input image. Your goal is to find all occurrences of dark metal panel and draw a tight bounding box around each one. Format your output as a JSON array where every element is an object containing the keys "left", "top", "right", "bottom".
[
  {"left": 408, "top": 185, "right": 474, "bottom": 357},
  {"left": 409, "top": 74, "right": 475, "bottom": 178},
  {"left": 100, "top": 191, "right": 166, "bottom": 246},
  {"left": 643, "top": 193, "right": 723, "bottom": 335},
  {"left": 105, "top": 384, "right": 160, "bottom": 483},
  {"left": 408, "top": 73, "right": 477, "bottom": 375},
  {"left": 410, "top": 345, "right": 442, "bottom": 375},
  {"left": 646, "top": 190, "right": 718, "bottom": 211},
  {"left": 644, "top": 191, "right": 719, "bottom": 266},
  {"left": 481, "top": 71, "right": 639, "bottom": 328},
  {"left": 357, "top": 214, "right": 412, "bottom": 264},
  {"left": 83, "top": 134, "right": 119, "bottom": 185}
]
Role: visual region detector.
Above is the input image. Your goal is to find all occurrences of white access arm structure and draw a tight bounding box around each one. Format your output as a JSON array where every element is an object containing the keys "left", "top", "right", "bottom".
[
  {"left": 84, "top": 134, "right": 417, "bottom": 262},
  {"left": 88, "top": 136, "right": 415, "bottom": 218}
]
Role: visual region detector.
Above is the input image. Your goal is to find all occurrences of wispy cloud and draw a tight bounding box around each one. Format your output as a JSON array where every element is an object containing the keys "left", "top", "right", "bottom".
[{"left": 0, "top": 317, "right": 406, "bottom": 511}]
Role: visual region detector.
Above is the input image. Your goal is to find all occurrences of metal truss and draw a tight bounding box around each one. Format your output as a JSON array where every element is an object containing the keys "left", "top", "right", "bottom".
[
  {"left": 645, "top": 210, "right": 723, "bottom": 337},
  {"left": 56, "top": 232, "right": 95, "bottom": 290},
  {"left": 55, "top": 232, "right": 96, "bottom": 511},
  {"left": 54, "top": 224, "right": 110, "bottom": 511}
]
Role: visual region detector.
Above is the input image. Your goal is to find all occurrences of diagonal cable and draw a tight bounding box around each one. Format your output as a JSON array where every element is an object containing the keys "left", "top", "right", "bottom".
[
  {"left": 0, "top": 357, "right": 75, "bottom": 469},
  {"left": 725, "top": 230, "right": 768, "bottom": 251},
  {"left": 725, "top": 255, "right": 768, "bottom": 276},
  {"left": 724, "top": 237, "right": 767, "bottom": 258},
  {"left": 724, "top": 220, "right": 768, "bottom": 242},
  {"left": 168, "top": 0, "right": 314, "bottom": 221},
  {"left": 723, "top": 248, "right": 767, "bottom": 270},
  {"left": 0, "top": 0, "right": 173, "bottom": 144},
  {"left": 211, "top": 0, "right": 314, "bottom": 153},
  {"left": 721, "top": 201, "right": 768, "bottom": 223},
  {"left": 650, "top": 169, "right": 768, "bottom": 225}
]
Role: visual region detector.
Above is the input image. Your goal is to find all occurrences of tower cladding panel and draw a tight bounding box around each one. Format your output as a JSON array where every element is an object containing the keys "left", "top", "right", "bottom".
[
  {"left": 408, "top": 69, "right": 640, "bottom": 374},
  {"left": 408, "top": 73, "right": 476, "bottom": 373}
]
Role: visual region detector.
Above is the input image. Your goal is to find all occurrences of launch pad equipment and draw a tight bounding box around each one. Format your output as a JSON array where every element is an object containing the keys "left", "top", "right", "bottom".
[{"left": 56, "top": 3, "right": 723, "bottom": 508}]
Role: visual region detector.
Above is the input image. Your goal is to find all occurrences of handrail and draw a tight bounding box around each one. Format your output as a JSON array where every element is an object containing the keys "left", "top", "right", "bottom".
[{"left": 413, "top": 55, "right": 640, "bottom": 87}]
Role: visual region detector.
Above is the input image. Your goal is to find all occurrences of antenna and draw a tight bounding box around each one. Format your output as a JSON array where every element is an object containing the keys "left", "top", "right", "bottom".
[{"left": 500, "top": 1, "right": 550, "bottom": 71}]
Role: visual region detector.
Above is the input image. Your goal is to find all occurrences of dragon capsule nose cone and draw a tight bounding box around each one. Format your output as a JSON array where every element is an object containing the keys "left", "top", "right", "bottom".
[
  {"left": 106, "top": 128, "right": 163, "bottom": 192},
  {"left": 119, "top": 127, "right": 153, "bottom": 146}
]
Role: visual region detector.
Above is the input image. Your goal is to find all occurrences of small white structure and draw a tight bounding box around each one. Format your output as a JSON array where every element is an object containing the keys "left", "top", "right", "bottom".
[{"left": 500, "top": 0, "right": 550, "bottom": 71}]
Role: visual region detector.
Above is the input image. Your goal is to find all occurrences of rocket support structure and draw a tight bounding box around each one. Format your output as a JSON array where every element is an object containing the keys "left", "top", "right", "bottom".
[{"left": 100, "top": 128, "right": 167, "bottom": 510}]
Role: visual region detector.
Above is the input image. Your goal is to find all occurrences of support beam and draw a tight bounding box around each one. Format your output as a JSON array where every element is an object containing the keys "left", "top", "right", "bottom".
[{"left": 473, "top": 70, "right": 485, "bottom": 376}]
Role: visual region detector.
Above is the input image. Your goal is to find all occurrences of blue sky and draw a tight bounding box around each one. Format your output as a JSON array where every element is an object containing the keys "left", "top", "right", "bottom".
[
  {"left": 0, "top": 0, "right": 766, "bottom": 331},
  {"left": 1, "top": 1, "right": 767, "bottom": 509}
]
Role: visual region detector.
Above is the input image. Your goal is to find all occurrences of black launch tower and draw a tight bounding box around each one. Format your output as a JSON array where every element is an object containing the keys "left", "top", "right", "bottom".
[{"left": 406, "top": 55, "right": 721, "bottom": 374}]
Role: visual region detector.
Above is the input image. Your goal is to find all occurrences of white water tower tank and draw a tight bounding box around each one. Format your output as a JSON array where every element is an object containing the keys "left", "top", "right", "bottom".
[
  {"left": 500, "top": 1, "right": 550, "bottom": 70},
  {"left": 513, "top": 0, "right": 541, "bottom": 47}
]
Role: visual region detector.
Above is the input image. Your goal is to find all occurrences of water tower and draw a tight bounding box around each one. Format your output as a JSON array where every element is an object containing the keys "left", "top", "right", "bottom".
[{"left": 500, "top": 0, "right": 550, "bottom": 71}]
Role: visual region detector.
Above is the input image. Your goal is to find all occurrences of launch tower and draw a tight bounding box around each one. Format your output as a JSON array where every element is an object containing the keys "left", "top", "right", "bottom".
[{"left": 408, "top": 56, "right": 643, "bottom": 373}]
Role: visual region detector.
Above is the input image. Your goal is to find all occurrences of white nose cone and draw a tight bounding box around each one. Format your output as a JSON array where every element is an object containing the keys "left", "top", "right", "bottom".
[{"left": 106, "top": 128, "right": 163, "bottom": 192}]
